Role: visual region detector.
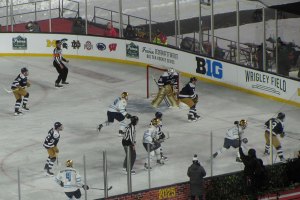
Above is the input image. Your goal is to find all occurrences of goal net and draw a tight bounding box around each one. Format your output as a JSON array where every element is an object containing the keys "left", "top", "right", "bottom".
[{"left": 146, "top": 64, "right": 181, "bottom": 99}]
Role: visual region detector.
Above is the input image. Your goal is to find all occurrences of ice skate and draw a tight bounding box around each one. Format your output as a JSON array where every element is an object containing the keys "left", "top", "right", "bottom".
[
  {"left": 122, "top": 168, "right": 136, "bottom": 175},
  {"left": 161, "top": 153, "right": 168, "bottom": 161},
  {"left": 22, "top": 105, "right": 29, "bottom": 111},
  {"left": 144, "top": 163, "right": 152, "bottom": 170},
  {"left": 118, "top": 130, "right": 124, "bottom": 137},
  {"left": 279, "top": 157, "right": 286, "bottom": 163},
  {"left": 188, "top": 115, "right": 196, "bottom": 122},
  {"left": 55, "top": 83, "right": 63, "bottom": 88},
  {"left": 97, "top": 124, "right": 103, "bottom": 132},
  {"left": 156, "top": 159, "right": 164, "bottom": 165},
  {"left": 46, "top": 169, "right": 54, "bottom": 177},
  {"left": 263, "top": 150, "right": 270, "bottom": 156},
  {"left": 61, "top": 81, "right": 69, "bottom": 85},
  {"left": 14, "top": 111, "right": 23, "bottom": 116},
  {"left": 194, "top": 113, "right": 201, "bottom": 120}
]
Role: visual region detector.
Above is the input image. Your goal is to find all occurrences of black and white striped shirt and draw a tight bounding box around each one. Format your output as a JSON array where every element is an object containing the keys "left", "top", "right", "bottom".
[
  {"left": 53, "top": 47, "right": 67, "bottom": 65},
  {"left": 122, "top": 125, "right": 136, "bottom": 146}
]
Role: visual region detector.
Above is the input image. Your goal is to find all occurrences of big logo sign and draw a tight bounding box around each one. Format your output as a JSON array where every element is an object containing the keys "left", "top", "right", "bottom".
[{"left": 195, "top": 56, "right": 223, "bottom": 79}]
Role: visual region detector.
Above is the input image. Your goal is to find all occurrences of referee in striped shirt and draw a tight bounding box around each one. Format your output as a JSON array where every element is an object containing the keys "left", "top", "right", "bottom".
[{"left": 122, "top": 116, "right": 139, "bottom": 175}]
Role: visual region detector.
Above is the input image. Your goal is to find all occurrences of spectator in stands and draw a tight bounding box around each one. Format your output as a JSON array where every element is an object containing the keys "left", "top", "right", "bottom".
[
  {"left": 104, "top": 22, "right": 117, "bottom": 38},
  {"left": 153, "top": 29, "right": 167, "bottom": 45},
  {"left": 277, "top": 38, "right": 290, "bottom": 76},
  {"left": 72, "top": 17, "right": 85, "bottom": 35},
  {"left": 123, "top": 24, "right": 137, "bottom": 40},
  {"left": 0, "top": 24, "right": 2, "bottom": 32},
  {"left": 187, "top": 154, "right": 206, "bottom": 200},
  {"left": 25, "top": 21, "right": 40, "bottom": 33}
]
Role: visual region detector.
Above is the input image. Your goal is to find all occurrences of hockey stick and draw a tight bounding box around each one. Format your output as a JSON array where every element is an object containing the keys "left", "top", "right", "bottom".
[
  {"left": 3, "top": 87, "right": 13, "bottom": 94},
  {"left": 151, "top": 75, "right": 170, "bottom": 107},
  {"left": 89, "top": 186, "right": 112, "bottom": 191}
]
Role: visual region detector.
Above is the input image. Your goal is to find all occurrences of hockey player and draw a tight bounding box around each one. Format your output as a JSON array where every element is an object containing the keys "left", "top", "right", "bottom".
[
  {"left": 97, "top": 92, "right": 132, "bottom": 137},
  {"left": 43, "top": 122, "right": 63, "bottom": 176},
  {"left": 11, "top": 67, "right": 31, "bottom": 116},
  {"left": 151, "top": 68, "right": 179, "bottom": 108},
  {"left": 264, "top": 112, "right": 286, "bottom": 162},
  {"left": 152, "top": 112, "right": 168, "bottom": 160},
  {"left": 55, "top": 160, "right": 89, "bottom": 200},
  {"left": 53, "top": 40, "right": 69, "bottom": 88},
  {"left": 122, "top": 116, "right": 139, "bottom": 175},
  {"left": 178, "top": 77, "right": 200, "bottom": 122},
  {"left": 143, "top": 118, "right": 165, "bottom": 170},
  {"left": 213, "top": 119, "right": 248, "bottom": 162}
]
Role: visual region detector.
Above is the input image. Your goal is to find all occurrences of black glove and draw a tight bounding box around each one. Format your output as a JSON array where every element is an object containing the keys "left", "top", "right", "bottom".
[
  {"left": 125, "top": 113, "right": 132, "bottom": 119},
  {"left": 60, "top": 181, "right": 64, "bottom": 187},
  {"left": 242, "top": 138, "right": 248, "bottom": 144},
  {"left": 159, "top": 132, "right": 166, "bottom": 140},
  {"left": 82, "top": 185, "right": 89, "bottom": 190}
]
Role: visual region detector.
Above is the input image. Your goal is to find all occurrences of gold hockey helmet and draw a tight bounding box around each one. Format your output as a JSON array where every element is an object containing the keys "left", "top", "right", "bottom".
[
  {"left": 66, "top": 159, "right": 73, "bottom": 167},
  {"left": 239, "top": 119, "right": 248, "bottom": 129},
  {"left": 151, "top": 118, "right": 160, "bottom": 127},
  {"left": 121, "top": 92, "right": 128, "bottom": 100}
]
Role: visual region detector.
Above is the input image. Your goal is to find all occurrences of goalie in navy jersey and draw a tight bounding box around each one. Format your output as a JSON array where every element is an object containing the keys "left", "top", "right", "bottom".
[
  {"left": 11, "top": 67, "right": 31, "bottom": 116},
  {"left": 178, "top": 77, "right": 200, "bottom": 122},
  {"left": 213, "top": 119, "right": 248, "bottom": 162},
  {"left": 97, "top": 92, "right": 132, "bottom": 137},
  {"left": 264, "top": 112, "right": 286, "bottom": 162},
  {"left": 151, "top": 68, "right": 179, "bottom": 108}
]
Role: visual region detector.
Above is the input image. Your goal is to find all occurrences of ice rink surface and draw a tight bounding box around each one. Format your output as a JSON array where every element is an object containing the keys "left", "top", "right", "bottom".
[{"left": 0, "top": 56, "right": 299, "bottom": 200}]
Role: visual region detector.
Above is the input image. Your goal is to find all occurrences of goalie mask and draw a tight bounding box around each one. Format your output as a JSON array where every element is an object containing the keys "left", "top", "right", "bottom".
[
  {"left": 167, "top": 68, "right": 175, "bottom": 76},
  {"left": 239, "top": 119, "right": 247, "bottom": 129},
  {"left": 151, "top": 118, "right": 160, "bottom": 127},
  {"left": 121, "top": 92, "right": 128, "bottom": 100},
  {"left": 66, "top": 159, "right": 73, "bottom": 167}
]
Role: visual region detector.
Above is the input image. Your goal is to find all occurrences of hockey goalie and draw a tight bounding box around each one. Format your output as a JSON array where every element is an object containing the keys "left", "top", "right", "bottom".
[{"left": 151, "top": 68, "right": 179, "bottom": 108}]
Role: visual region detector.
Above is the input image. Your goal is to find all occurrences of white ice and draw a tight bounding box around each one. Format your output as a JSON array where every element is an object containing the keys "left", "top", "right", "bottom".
[{"left": 0, "top": 56, "right": 299, "bottom": 200}]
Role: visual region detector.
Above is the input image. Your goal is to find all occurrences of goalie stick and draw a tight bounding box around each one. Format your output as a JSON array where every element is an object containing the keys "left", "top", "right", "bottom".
[
  {"left": 89, "top": 186, "right": 112, "bottom": 191},
  {"left": 151, "top": 75, "right": 170, "bottom": 107}
]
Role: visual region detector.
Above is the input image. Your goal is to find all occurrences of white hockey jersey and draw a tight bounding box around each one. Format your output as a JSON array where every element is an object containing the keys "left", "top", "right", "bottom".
[
  {"left": 225, "top": 126, "right": 244, "bottom": 140},
  {"left": 143, "top": 126, "right": 158, "bottom": 144},
  {"left": 108, "top": 97, "right": 128, "bottom": 116},
  {"left": 55, "top": 167, "right": 82, "bottom": 192}
]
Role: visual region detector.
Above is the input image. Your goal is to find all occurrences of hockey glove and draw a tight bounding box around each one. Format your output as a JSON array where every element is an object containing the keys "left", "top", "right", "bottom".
[
  {"left": 280, "top": 132, "right": 285, "bottom": 138},
  {"left": 82, "top": 185, "right": 89, "bottom": 190},
  {"left": 125, "top": 113, "right": 132, "bottom": 119},
  {"left": 26, "top": 82, "right": 31, "bottom": 87},
  {"left": 242, "top": 138, "right": 248, "bottom": 144},
  {"left": 159, "top": 132, "right": 166, "bottom": 140},
  {"left": 60, "top": 181, "right": 64, "bottom": 187}
]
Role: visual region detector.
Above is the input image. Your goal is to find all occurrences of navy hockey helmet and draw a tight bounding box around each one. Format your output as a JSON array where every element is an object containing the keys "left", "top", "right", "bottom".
[
  {"left": 155, "top": 111, "right": 163, "bottom": 119},
  {"left": 277, "top": 112, "right": 285, "bottom": 120},
  {"left": 130, "top": 116, "right": 139, "bottom": 126},
  {"left": 54, "top": 122, "right": 62, "bottom": 130},
  {"left": 21, "top": 67, "right": 28, "bottom": 74},
  {"left": 190, "top": 77, "right": 197, "bottom": 82},
  {"left": 66, "top": 159, "right": 73, "bottom": 167}
]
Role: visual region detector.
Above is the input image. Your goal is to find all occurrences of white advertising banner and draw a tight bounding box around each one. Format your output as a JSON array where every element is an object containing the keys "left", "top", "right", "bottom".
[{"left": 0, "top": 33, "right": 299, "bottom": 105}]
